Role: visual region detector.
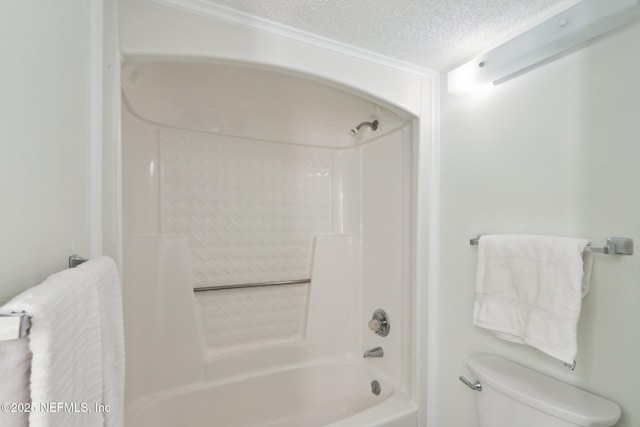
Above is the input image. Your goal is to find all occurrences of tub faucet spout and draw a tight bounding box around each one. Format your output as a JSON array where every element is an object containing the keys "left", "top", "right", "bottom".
[{"left": 363, "top": 346, "right": 384, "bottom": 358}]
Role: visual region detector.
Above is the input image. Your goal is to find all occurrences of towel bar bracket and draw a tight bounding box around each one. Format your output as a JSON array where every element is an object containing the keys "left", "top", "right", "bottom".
[
  {"left": 0, "top": 312, "right": 31, "bottom": 342},
  {"left": 68, "top": 254, "right": 89, "bottom": 268},
  {"left": 590, "top": 237, "right": 633, "bottom": 255}
]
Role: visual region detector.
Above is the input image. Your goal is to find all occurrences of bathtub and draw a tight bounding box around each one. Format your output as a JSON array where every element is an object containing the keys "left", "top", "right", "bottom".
[{"left": 127, "top": 361, "right": 417, "bottom": 427}]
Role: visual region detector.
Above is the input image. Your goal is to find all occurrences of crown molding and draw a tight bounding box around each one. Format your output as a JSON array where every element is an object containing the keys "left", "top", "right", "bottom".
[{"left": 153, "top": 0, "right": 437, "bottom": 78}]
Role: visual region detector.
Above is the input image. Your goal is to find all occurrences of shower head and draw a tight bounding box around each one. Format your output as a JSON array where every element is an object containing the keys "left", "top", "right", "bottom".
[{"left": 349, "top": 120, "right": 379, "bottom": 137}]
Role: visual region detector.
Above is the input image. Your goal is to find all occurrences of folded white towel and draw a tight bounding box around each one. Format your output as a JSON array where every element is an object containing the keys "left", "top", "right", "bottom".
[
  {"left": 77, "top": 257, "right": 125, "bottom": 427},
  {"left": 4, "top": 267, "right": 104, "bottom": 427},
  {"left": 473, "top": 234, "right": 594, "bottom": 364}
]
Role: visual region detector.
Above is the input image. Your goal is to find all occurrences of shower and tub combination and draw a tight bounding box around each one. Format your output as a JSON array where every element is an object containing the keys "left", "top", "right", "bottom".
[{"left": 121, "top": 60, "right": 419, "bottom": 426}]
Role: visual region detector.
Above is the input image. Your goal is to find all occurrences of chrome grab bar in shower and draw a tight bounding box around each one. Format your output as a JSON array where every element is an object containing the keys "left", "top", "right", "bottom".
[{"left": 193, "top": 278, "right": 311, "bottom": 292}]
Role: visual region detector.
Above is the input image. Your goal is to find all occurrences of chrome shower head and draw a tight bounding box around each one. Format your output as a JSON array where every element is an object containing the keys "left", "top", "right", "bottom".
[{"left": 349, "top": 120, "right": 379, "bottom": 137}]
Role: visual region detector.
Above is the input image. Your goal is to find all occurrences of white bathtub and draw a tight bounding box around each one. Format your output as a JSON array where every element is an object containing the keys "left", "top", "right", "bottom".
[{"left": 127, "top": 362, "right": 417, "bottom": 427}]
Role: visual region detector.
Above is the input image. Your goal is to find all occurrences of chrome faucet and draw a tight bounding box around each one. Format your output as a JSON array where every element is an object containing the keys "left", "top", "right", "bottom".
[{"left": 363, "top": 346, "right": 384, "bottom": 358}]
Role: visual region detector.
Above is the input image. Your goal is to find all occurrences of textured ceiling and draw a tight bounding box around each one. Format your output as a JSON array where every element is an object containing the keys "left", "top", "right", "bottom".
[{"left": 203, "top": 0, "right": 574, "bottom": 71}]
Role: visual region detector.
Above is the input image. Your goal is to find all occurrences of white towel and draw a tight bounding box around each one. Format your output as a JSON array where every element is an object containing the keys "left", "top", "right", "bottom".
[
  {"left": 473, "top": 234, "right": 594, "bottom": 364},
  {"left": 77, "top": 257, "right": 125, "bottom": 427},
  {"left": 4, "top": 267, "right": 104, "bottom": 427},
  {"left": 0, "top": 337, "right": 31, "bottom": 427}
]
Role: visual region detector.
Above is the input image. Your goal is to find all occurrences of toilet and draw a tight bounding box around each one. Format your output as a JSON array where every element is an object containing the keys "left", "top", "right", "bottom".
[{"left": 466, "top": 355, "right": 621, "bottom": 427}]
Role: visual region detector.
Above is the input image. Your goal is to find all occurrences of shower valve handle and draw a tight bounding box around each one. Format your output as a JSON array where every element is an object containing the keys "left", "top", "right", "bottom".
[{"left": 368, "top": 309, "right": 390, "bottom": 337}]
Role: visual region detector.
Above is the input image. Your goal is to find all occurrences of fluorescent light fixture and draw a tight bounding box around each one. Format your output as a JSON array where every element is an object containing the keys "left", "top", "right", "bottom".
[{"left": 448, "top": 0, "right": 640, "bottom": 95}]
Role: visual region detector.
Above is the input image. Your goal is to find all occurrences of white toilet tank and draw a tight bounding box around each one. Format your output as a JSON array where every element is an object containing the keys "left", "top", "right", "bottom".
[{"left": 467, "top": 355, "right": 621, "bottom": 427}]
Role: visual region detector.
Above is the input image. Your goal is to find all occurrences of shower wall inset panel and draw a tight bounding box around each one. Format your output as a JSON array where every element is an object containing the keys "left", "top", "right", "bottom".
[
  {"left": 195, "top": 283, "right": 309, "bottom": 357},
  {"left": 159, "top": 129, "right": 332, "bottom": 288}
]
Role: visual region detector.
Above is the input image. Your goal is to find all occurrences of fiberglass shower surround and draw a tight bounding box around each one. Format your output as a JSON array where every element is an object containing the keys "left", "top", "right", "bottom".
[{"left": 121, "top": 61, "right": 418, "bottom": 426}]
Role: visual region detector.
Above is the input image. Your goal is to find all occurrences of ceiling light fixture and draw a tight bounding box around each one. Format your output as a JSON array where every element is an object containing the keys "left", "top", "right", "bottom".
[{"left": 447, "top": 0, "right": 640, "bottom": 96}]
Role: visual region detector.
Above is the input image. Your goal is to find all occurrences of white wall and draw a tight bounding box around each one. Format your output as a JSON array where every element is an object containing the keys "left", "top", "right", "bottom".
[
  {"left": 434, "top": 20, "right": 640, "bottom": 427},
  {"left": 0, "top": 1, "right": 99, "bottom": 304}
]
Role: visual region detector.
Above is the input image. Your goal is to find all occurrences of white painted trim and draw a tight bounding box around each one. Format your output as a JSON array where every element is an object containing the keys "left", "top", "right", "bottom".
[
  {"left": 113, "top": 73, "right": 124, "bottom": 271},
  {"left": 89, "top": 0, "right": 104, "bottom": 257},
  {"left": 404, "top": 71, "right": 440, "bottom": 427},
  {"left": 423, "top": 74, "right": 441, "bottom": 427},
  {"left": 410, "top": 115, "right": 424, "bottom": 422},
  {"left": 104, "top": 0, "right": 124, "bottom": 270},
  {"left": 153, "top": 0, "right": 437, "bottom": 79}
]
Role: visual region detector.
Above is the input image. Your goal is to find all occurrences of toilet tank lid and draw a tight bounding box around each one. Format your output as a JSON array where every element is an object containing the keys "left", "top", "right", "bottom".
[{"left": 468, "top": 355, "right": 621, "bottom": 427}]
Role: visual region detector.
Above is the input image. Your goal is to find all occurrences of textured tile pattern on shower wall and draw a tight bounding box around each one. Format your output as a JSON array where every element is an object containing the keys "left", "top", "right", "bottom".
[
  {"left": 195, "top": 283, "right": 309, "bottom": 355},
  {"left": 160, "top": 130, "right": 332, "bottom": 288}
]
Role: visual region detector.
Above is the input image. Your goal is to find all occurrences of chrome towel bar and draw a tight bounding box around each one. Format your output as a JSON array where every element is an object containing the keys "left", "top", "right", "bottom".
[
  {"left": 470, "top": 235, "right": 633, "bottom": 255},
  {"left": 194, "top": 278, "right": 311, "bottom": 292}
]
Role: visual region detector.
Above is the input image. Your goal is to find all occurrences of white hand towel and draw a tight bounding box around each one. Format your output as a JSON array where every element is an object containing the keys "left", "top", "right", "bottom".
[
  {"left": 473, "top": 234, "right": 594, "bottom": 364},
  {"left": 0, "top": 337, "right": 31, "bottom": 427},
  {"left": 77, "top": 257, "right": 125, "bottom": 427},
  {"left": 4, "top": 267, "right": 104, "bottom": 427}
]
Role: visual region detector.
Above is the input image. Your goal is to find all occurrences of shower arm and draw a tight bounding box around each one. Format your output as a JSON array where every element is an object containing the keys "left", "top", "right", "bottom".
[
  {"left": 356, "top": 120, "right": 378, "bottom": 132},
  {"left": 349, "top": 119, "right": 379, "bottom": 137}
]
